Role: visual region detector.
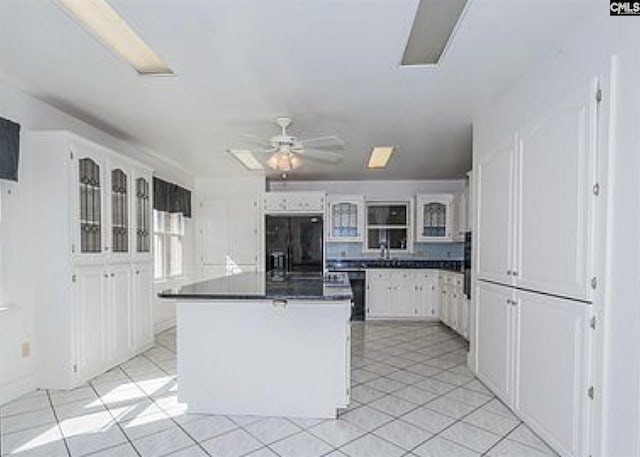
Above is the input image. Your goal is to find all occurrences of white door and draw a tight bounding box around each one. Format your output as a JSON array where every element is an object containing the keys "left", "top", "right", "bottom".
[
  {"left": 475, "top": 281, "right": 515, "bottom": 405},
  {"left": 394, "top": 271, "right": 417, "bottom": 317},
  {"left": 366, "top": 271, "right": 391, "bottom": 317},
  {"left": 229, "top": 197, "right": 259, "bottom": 266},
  {"left": 515, "top": 290, "right": 591, "bottom": 457},
  {"left": 416, "top": 272, "right": 437, "bottom": 318},
  {"left": 438, "top": 285, "right": 449, "bottom": 325},
  {"left": 133, "top": 263, "right": 154, "bottom": 350},
  {"left": 263, "top": 193, "right": 287, "bottom": 213},
  {"left": 73, "top": 265, "right": 107, "bottom": 380},
  {"left": 200, "top": 199, "right": 229, "bottom": 265},
  {"left": 515, "top": 81, "right": 597, "bottom": 301},
  {"left": 477, "top": 142, "right": 515, "bottom": 285},
  {"left": 449, "top": 287, "right": 461, "bottom": 332},
  {"left": 459, "top": 298, "right": 469, "bottom": 339},
  {"left": 71, "top": 145, "right": 108, "bottom": 264},
  {"left": 107, "top": 160, "right": 131, "bottom": 261},
  {"left": 107, "top": 263, "right": 133, "bottom": 364},
  {"left": 286, "top": 193, "right": 324, "bottom": 212}
]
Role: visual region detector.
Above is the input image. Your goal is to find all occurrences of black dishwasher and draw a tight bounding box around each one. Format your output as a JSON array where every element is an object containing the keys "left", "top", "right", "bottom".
[{"left": 333, "top": 270, "right": 365, "bottom": 321}]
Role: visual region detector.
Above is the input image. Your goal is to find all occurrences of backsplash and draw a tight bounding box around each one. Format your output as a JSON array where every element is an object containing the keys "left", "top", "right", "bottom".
[{"left": 326, "top": 242, "right": 464, "bottom": 261}]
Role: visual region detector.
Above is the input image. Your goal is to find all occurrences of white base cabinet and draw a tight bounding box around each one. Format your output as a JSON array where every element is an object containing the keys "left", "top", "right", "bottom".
[
  {"left": 365, "top": 269, "right": 467, "bottom": 339},
  {"left": 475, "top": 281, "right": 592, "bottom": 457},
  {"left": 516, "top": 290, "right": 591, "bottom": 457},
  {"left": 366, "top": 269, "right": 438, "bottom": 319}
]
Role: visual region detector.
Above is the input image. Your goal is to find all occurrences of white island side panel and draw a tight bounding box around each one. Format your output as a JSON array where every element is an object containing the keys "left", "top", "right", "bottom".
[{"left": 176, "top": 299, "right": 351, "bottom": 418}]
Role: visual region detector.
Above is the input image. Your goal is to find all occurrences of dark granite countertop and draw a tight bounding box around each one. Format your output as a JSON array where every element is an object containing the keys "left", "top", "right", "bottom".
[
  {"left": 158, "top": 272, "right": 353, "bottom": 301},
  {"left": 326, "top": 259, "right": 464, "bottom": 272}
]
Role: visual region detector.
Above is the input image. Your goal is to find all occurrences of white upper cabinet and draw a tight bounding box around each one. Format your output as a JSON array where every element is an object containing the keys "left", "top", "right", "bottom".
[
  {"left": 415, "top": 194, "right": 454, "bottom": 242},
  {"left": 108, "top": 161, "right": 131, "bottom": 259},
  {"left": 198, "top": 195, "right": 261, "bottom": 270},
  {"left": 133, "top": 171, "right": 152, "bottom": 262},
  {"left": 477, "top": 142, "right": 515, "bottom": 286},
  {"left": 477, "top": 79, "right": 598, "bottom": 301},
  {"left": 264, "top": 192, "right": 325, "bottom": 213},
  {"left": 326, "top": 195, "right": 365, "bottom": 242},
  {"left": 73, "top": 145, "right": 108, "bottom": 263},
  {"left": 515, "top": 81, "right": 597, "bottom": 301}
]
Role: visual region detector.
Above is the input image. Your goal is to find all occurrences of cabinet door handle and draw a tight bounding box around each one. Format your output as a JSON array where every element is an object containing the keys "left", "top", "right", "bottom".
[{"left": 272, "top": 299, "right": 288, "bottom": 308}]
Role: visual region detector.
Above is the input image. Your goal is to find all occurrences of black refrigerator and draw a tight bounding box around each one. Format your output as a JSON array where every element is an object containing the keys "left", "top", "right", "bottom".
[{"left": 265, "top": 215, "right": 324, "bottom": 274}]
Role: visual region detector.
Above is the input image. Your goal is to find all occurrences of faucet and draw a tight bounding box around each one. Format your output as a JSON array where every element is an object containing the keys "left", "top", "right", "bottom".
[{"left": 379, "top": 242, "right": 390, "bottom": 260}]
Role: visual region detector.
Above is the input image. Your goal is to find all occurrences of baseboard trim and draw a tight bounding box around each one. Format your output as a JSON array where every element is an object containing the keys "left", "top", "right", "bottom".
[{"left": 1, "top": 373, "right": 38, "bottom": 405}]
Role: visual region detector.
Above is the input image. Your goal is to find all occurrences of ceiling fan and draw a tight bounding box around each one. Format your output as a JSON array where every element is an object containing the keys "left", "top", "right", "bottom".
[{"left": 229, "top": 117, "right": 345, "bottom": 173}]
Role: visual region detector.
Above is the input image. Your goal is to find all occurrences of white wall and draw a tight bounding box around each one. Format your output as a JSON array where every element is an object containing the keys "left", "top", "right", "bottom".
[
  {"left": 152, "top": 175, "right": 267, "bottom": 333},
  {"left": 471, "top": 11, "right": 640, "bottom": 457},
  {"left": 0, "top": 80, "right": 195, "bottom": 404},
  {"left": 268, "top": 179, "right": 464, "bottom": 198}
]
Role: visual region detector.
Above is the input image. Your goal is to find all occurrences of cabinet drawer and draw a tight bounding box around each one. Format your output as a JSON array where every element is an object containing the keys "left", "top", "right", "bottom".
[{"left": 367, "top": 269, "right": 391, "bottom": 280}]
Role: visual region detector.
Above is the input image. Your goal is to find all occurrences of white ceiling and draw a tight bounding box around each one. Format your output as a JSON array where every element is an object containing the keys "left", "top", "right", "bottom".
[{"left": 0, "top": 0, "right": 594, "bottom": 180}]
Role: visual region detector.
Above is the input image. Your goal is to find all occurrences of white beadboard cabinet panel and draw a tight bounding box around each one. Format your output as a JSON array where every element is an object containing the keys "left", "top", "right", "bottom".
[
  {"left": 475, "top": 281, "right": 515, "bottom": 405},
  {"left": 476, "top": 143, "right": 515, "bottom": 286},
  {"left": 516, "top": 290, "right": 591, "bottom": 457},
  {"left": 515, "top": 81, "right": 598, "bottom": 301}
]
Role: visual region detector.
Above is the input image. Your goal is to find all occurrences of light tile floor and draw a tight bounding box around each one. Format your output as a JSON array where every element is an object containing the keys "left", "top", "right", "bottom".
[{"left": 0, "top": 322, "right": 558, "bottom": 457}]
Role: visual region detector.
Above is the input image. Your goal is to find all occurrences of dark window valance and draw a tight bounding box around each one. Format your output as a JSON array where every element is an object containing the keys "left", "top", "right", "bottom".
[
  {"left": 153, "top": 177, "right": 191, "bottom": 218},
  {"left": 0, "top": 117, "right": 20, "bottom": 182}
]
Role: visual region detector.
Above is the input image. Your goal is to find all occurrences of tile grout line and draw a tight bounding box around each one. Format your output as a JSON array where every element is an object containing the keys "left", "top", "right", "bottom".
[
  {"left": 45, "top": 390, "right": 73, "bottom": 457},
  {"left": 114, "top": 363, "right": 215, "bottom": 457},
  {"left": 85, "top": 381, "right": 144, "bottom": 457}
]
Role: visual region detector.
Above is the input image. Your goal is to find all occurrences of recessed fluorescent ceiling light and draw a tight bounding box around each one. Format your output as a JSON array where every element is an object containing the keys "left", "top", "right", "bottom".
[
  {"left": 57, "top": 0, "right": 173, "bottom": 75},
  {"left": 402, "top": 0, "right": 468, "bottom": 66},
  {"left": 368, "top": 147, "right": 394, "bottom": 169},
  {"left": 230, "top": 150, "right": 264, "bottom": 170}
]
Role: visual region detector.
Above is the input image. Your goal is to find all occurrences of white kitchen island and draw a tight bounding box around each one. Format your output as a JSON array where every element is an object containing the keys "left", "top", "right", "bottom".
[{"left": 159, "top": 272, "right": 352, "bottom": 419}]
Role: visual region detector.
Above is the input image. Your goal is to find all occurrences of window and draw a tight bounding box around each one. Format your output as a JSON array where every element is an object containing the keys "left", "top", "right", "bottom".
[
  {"left": 153, "top": 210, "right": 184, "bottom": 280},
  {"left": 365, "top": 201, "right": 412, "bottom": 251}
]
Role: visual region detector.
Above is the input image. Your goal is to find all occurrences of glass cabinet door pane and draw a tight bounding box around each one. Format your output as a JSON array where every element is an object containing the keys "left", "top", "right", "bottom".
[
  {"left": 78, "top": 158, "right": 102, "bottom": 253},
  {"left": 111, "top": 169, "right": 128, "bottom": 252},
  {"left": 136, "top": 178, "right": 150, "bottom": 252},
  {"left": 423, "top": 202, "right": 446, "bottom": 237}
]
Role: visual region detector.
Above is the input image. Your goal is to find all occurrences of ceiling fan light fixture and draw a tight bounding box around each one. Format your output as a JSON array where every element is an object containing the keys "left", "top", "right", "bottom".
[
  {"left": 267, "top": 152, "right": 301, "bottom": 171},
  {"left": 229, "top": 150, "right": 263, "bottom": 170},
  {"left": 57, "top": 0, "right": 173, "bottom": 75},
  {"left": 368, "top": 146, "right": 394, "bottom": 169}
]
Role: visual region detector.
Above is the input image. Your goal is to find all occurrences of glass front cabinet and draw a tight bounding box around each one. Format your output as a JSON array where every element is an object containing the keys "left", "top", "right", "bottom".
[
  {"left": 73, "top": 146, "right": 153, "bottom": 261},
  {"left": 416, "top": 194, "right": 454, "bottom": 242},
  {"left": 327, "top": 195, "right": 365, "bottom": 242}
]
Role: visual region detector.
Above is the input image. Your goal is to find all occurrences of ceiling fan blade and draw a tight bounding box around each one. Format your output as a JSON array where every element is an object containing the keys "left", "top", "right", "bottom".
[
  {"left": 297, "top": 148, "right": 344, "bottom": 163},
  {"left": 299, "top": 136, "right": 345, "bottom": 149}
]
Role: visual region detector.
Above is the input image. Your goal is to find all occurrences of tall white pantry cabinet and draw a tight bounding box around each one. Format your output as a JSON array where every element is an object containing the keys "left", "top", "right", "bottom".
[
  {"left": 474, "top": 78, "right": 602, "bottom": 457},
  {"left": 28, "top": 131, "right": 154, "bottom": 390}
]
